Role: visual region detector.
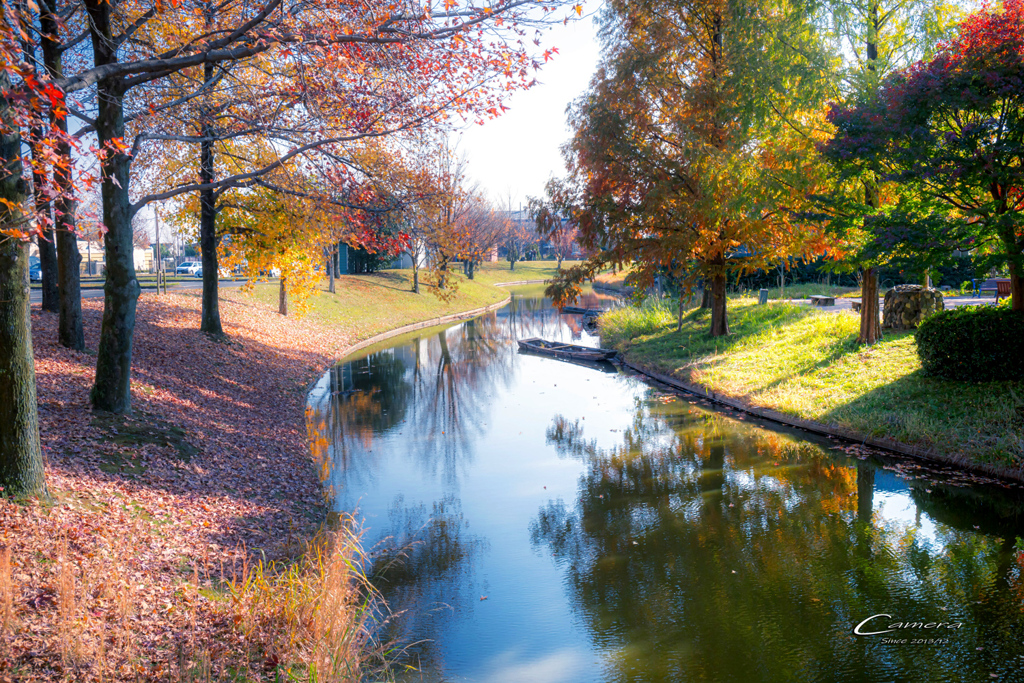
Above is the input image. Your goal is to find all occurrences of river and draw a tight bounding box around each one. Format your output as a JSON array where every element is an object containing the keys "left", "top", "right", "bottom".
[{"left": 306, "top": 285, "right": 1024, "bottom": 683}]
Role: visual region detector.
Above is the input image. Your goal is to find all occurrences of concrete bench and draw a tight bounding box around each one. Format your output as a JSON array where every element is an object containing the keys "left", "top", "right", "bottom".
[
  {"left": 810, "top": 295, "right": 836, "bottom": 307},
  {"left": 851, "top": 299, "right": 862, "bottom": 312}
]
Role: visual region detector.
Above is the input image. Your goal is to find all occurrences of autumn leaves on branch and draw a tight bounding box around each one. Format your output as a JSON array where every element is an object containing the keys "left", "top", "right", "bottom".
[
  {"left": 0, "top": 0, "right": 578, "bottom": 497},
  {"left": 544, "top": 0, "right": 1023, "bottom": 341}
]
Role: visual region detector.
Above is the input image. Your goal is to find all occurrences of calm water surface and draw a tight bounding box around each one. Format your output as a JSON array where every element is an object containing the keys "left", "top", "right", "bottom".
[{"left": 307, "top": 286, "right": 1024, "bottom": 683}]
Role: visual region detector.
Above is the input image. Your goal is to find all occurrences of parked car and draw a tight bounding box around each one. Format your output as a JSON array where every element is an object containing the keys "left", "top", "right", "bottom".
[
  {"left": 176, "top": 261, "right": 201, "bottom": 275},
  {"left": 194, "top": 267, "right": 233, "bottom": 279},
  {"left": 29, "top": 264, "right": 42, "bottom": 282}
]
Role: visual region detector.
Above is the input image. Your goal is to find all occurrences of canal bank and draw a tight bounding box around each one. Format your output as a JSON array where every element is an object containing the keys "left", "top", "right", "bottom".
[
  {"left": 600, "top": 298, "right": 1024, "bottom": 482},
  {"left": 307, "top": 287, "right": 1024, "bottom": 683},
  {"left": 4, "top": 270, "right": 517, "bottom": 682}
]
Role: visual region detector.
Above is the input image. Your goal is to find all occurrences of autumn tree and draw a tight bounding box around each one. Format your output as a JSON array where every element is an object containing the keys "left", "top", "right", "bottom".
[
  {"left": 548, "top": 0, "right": 833, "bottom": 336},
  {"left": 500, "top": 200, "right": 533, "bottom": 272},
  {"left": 22, "top": 0, "right": 574, "bottom": 415},
  {"left": 823, "top": 0, "right": 1024, "bottom": 311},
  {"left": 1, "top": 28, "right": 47, "bottom": 498},
  {"left": 815, "top": 0, "right": 964, "bottom": 343},
  {"left": 528, "top": 194, "right": 576, "bottom": 267},
  {"left": 456, "top": 192, "right": 504, "bottom": 279}
]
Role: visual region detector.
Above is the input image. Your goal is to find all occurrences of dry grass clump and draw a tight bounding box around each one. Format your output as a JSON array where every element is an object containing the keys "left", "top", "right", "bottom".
[
  {"left": 1, "top": 545, "right": 13, "bottom": 640},
  {"left": 228, "top": 521, "right": 387, "bottom": 682}
]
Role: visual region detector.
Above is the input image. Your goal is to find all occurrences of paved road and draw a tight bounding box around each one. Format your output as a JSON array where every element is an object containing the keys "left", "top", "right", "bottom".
[
  {"left": 787, "top": 295, "right": 1002, "bottom": 313},
  {"left": 29, "top": 277, "right": 248, "bottom": 304}
]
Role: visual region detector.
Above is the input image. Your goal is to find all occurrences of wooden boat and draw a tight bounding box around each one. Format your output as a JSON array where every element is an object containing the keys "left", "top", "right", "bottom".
[
  {"left": 517, "top": 337, "right": 617, "bottom": 362},
  {"left": 560, "top": 305, "right": 603, "bottom": 316}
]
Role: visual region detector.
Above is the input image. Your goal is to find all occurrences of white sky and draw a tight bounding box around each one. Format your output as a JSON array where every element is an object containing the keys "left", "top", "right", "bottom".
[{"left": 455, "top": 7, "right": 603, "bottom": 211}]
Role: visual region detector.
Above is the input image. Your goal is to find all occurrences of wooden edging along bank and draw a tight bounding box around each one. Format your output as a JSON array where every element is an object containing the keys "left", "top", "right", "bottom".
[{"left": 618, "top": 357, "right": 1024, "bottom": 484}]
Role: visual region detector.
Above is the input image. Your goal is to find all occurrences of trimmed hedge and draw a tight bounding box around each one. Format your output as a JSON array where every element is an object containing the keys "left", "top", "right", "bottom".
[{"left": 916, "top": 306, "right": 1024, "bottom": 381}]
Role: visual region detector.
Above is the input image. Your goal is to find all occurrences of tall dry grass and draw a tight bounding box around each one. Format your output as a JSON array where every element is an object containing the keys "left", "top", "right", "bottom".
[
  {"left": 1, "top": 545, "right": 13, "bottom": 643},
  {"left": 227, "top": 520, "right": 387, "bottom": 682}
]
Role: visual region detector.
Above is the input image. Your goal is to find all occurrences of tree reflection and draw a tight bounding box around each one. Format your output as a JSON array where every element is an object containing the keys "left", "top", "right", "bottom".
[
  {"left": 533, "top": 401, "right": 1024, "bottom": 682},
  {"left": 370, "top": 494, "right": 488, "bottom": 673}
]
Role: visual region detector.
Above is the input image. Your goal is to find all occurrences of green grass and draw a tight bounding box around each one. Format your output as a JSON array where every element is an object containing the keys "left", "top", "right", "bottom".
[
  {"left": 602, "top": 296, "right": 1024, "bottom": 469},
  {"left": 753, "top": 283, "right": 860, "bottom": 300},
  {"left": 469, "top": 259, "right": 581, "bottom": 286},
  {"left": 222, "top": 269, "right": 508, "bottom": 343}
]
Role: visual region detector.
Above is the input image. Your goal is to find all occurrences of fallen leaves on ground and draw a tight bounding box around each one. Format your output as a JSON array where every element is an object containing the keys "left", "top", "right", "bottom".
[{"left": 1, "top": 291, "right": 361, "bottom": 682}]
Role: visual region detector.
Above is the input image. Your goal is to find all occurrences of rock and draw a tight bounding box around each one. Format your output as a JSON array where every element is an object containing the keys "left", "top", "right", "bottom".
[{"left": 882, "top": 284, "right": 945, "bottom": 330}]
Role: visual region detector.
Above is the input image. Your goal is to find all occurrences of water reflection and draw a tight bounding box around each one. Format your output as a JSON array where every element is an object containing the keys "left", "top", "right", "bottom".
[
  {"left": 534, "top": 402, "right": 1024, "bottom": 682},
  {"left": 307, "top": 288, "right": 1024, "bottom": 683}
]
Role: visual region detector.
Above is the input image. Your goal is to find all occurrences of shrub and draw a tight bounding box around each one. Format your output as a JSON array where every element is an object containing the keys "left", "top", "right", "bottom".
[{"left": 916, "top": 306, "right": 1024, "bottom": 381}]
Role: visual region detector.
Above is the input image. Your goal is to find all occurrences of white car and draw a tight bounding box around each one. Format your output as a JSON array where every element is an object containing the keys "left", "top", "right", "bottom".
[{"left": 176, "top": 261, "right": 201, "bottom": 275}]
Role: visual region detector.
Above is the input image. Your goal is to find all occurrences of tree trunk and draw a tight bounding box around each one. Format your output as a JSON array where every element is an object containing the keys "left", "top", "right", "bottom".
[
  {"left": 700, "top": 285, "right": 712, "bottom": 309},
  {"left": 0, "top": 81, "right": 47, "bottom": 498},
  {"left": 677, "top": 293, "right": 686, "bottom": 331},
  {"left": 278, "top": 276, "right": 288, "bottom": 316},
  {"left": 412, "top": 262, "right": 420, "bottom": 293},
  {"left": 333, "top": 247, "right": 340, "bottom": 278},
  {"left": 87, "top": 0, "right": 141, "bottom": 414},
  {"left": 1010, "top": 262, "right": 1023, "bottom": 312},
  {"left": 56, "top": 219, "right": 83, "bottom": 349},
  {"left": 467, "top": 260, "right": 475, "bottom": 280},
  {"left": 328, "top": 250, "right": 336, "bottom": 293},
  {"left": 41, "top": 0, "right": 84, "bottom": 350},
  {"left": 31, "top": 161, "right": 59, "bottom": 311},
  {"left": 858, "top": 267, "right": 882, "bottom": 344},
  {"left": 198, "top": 60, "right": 222, "bottom": 336},
  {"left": 709, "top": 271, "right": 729, "bottom": 337}
]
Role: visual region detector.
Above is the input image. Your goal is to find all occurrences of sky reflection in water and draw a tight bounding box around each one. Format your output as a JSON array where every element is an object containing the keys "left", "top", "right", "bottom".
[{"left": 307, "top": 286, "right": 1024, "bottom": 683}]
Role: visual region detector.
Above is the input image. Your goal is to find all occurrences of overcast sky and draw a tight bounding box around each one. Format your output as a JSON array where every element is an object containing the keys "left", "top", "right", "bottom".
[{"left": 454, "top": 7, "right": 603, "bottom": 211}]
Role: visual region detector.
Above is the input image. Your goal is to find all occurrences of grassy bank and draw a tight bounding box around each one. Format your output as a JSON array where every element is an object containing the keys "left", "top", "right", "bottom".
[
  {"left": 601, "top": 297, "right": 1024, "bottom": 470},
  {"left": 468, "top": 260, "right": 580, "bottom": 286},
  {"left": 5, "top": 272, "right": 511, "bottom": 681},
  {"left": 227, "top": 269, "right": 508, "bottom": 343}
]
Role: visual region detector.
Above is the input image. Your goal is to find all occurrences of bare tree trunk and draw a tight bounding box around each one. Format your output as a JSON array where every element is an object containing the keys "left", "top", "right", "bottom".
[
  {"left": 467, "top": 260, "right": 475, "bottom": 280},
  {"left": 858, "top": 267, "right": 882, "bottom": 344},
  {"left": 700, "top": 285, "right": 712, "bottom": 309},
  {"left": 41, "top": 0, "right": 84, "bottom": 349},
  {"left": 198, "top": 60, "right": 223, "bottom": 336},
  {"left": 327, "top": 250, "right": 336, "bottom": 293},
  {"left": 0, "top": 79, "right": 47, "bottom": 498},
  {"left": 412, "top": 261, "right": 420, "bottom": 293},
  {"left": 87, "top": 0, "right": 141, "bottom": 414},
  {"left": 677, "top": 293, "right": 686, "bottom": 331},
  {"left": 278, "top": 276, "right": 288, "bottom": 316},
  {"left": 31, "top": 166, "right": 59, "bottom": 312},
  {"left": 1010, "top": 261, "right": 1023, "bottom": 312},
  {"left": 709, "top": 272, "right": 729, "bottom": 337}
]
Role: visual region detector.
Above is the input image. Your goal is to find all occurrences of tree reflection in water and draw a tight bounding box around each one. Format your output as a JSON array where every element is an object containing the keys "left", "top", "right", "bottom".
[
  {"left": 302, "top": 289, "right": 1024, "bottom": 682},
  {"left": 533, "top": 396, "right": 1024, "bottom": 682},
  {"left": 370, "top": 494, "right": 488, "bottom": 674}
]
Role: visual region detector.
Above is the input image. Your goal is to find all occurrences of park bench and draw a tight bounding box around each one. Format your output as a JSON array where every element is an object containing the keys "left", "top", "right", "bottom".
[
  {"left": 851, "top": 299, "right": 861, "bottom": 312},
  {"left": 974, "top": 278, "right": 1012, "bottom": 301},
  {"left": 809, "top": 295, "right": 836, "bottom": 307}
]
